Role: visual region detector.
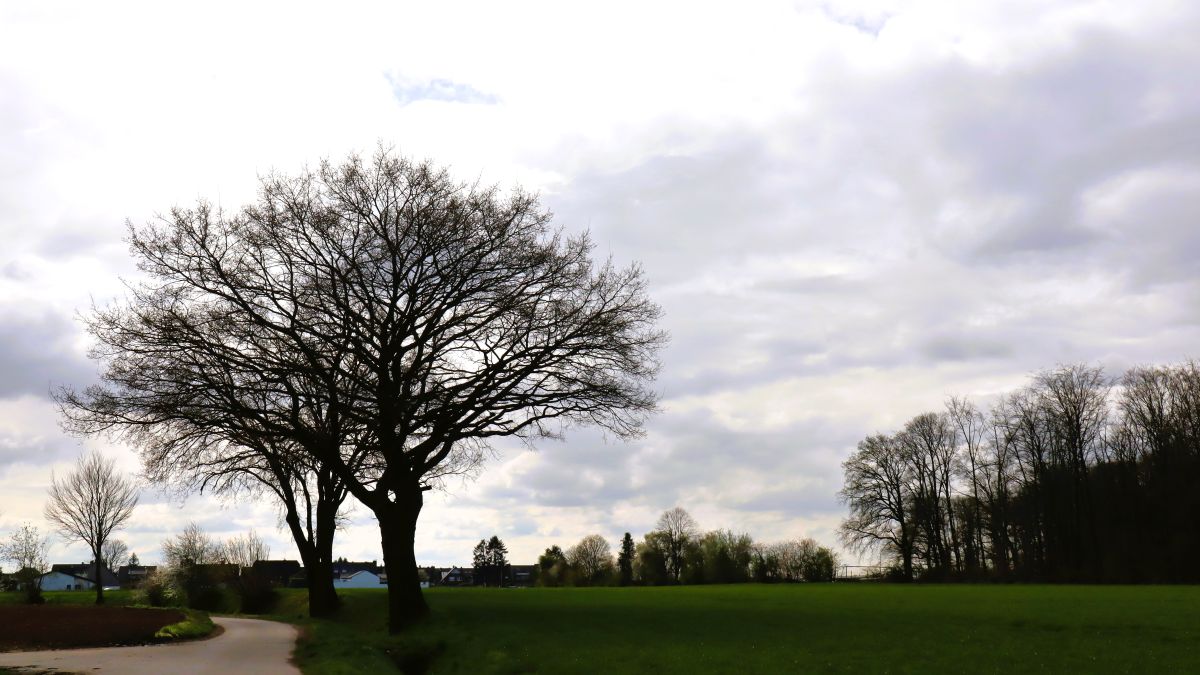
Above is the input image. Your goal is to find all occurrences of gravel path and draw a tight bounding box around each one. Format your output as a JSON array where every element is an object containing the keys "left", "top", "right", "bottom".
[{"left": 0, "top": 615, "right": 301, "bottom": 674}]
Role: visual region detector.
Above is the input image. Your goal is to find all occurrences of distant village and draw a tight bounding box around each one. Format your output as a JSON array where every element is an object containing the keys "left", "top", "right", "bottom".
[{"left": 1, "top": 558, "right": 537, "bottom": 593}]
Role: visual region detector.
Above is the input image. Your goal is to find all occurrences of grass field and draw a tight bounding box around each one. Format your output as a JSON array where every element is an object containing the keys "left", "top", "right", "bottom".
[{"left": 270, "top": 584, "right": 1200, "bottom": 674}]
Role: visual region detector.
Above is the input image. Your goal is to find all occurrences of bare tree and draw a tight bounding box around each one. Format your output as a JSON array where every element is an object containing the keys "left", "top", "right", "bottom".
[
  {"left": 162, "top": 522, "right": 222, "bottom": 567},
  {"left": 567, "top": 534, "right": 614, "bottom": 584},
  {"left": 60, "top": 149, "right": 666, "bottom": 631},
  {"left": 947, "top": 396, "right": 987, "bottom": 572},
  {"left": 654, "top": 507, "right": 698, "bottom": 583},
  {"left": 839, "top": 433, "right": 915, "bottom": 581},
  {"left": 223, "top": 531, "right": 271, "bottom": 569},
  {"left": 44, "top": 451, "right": 139, "bottom": 605},
  {"left": 2, "top": 524, "right": 50, "bottom": 603},
  {"left": 102, "top": 539, "right": 130, "bottom": 571}
]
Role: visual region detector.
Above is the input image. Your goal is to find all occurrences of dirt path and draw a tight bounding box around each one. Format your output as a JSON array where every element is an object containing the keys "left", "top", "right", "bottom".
[{"left": 0, "top": 616, "right": 300, "bottom": 674}]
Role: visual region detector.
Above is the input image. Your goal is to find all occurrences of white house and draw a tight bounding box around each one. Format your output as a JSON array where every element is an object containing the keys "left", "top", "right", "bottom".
[
  {"left": 332, "top": 570, "right": 386, "bottom": 588},
  {"left": 39, "top": 564, "right": 120, "bottom": 591}
]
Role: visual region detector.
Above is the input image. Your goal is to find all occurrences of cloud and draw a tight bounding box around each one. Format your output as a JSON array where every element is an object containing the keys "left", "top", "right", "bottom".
[
  {"left": 386, "top": 75, "right": 498, "bottom": 106},
  {"left": 0, "top": 310, "right": 95, "bottom": 400}
]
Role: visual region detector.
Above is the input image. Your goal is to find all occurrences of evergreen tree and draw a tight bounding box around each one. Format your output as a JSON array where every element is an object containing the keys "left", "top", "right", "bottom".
[
  {"left": 537, "top": 546, "right": 567, "bottom": 587},
  {"left": 488, "top": 536, "right": 509, "bottom": 586},
  {"left": 618, "top": 532, "right": 635, "bottom": 585},
  {"left": 472, "top": 539, "right": 488, "bottom": 586}
]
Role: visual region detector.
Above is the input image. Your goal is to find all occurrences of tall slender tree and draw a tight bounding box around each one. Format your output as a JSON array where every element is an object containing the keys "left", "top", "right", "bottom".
[
  {"left": 617, "top": 532, "right": 635, "bottom": 585},
  {"left": 44, "top": 452, "right": 138, "bottom": 605}
]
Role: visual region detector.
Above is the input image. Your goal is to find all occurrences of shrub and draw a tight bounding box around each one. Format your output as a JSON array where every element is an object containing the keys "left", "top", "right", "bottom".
[
  {"left": 234, "top": 569, "right": 278, "bottom": 614},
  {"left": 137, "top": 569, "right": 176, "bottom": 607}
]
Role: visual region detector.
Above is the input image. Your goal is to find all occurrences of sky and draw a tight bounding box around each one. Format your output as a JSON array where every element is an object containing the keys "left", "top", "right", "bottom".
[{"left": 1, "top": 0, "right": 1199, "bottom": 569}]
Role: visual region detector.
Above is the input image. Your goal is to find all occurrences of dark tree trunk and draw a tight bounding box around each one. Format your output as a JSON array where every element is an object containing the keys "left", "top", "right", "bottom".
[
  {"left": 284, "top": 505, "right": 341, "bottom": 618},
  {"left": 94, "top": 550, "right": 105, "bottom": 605},
  {"left": 377, "top": 489, "right": 429, "bottom": 634},
  {"left": 311, "top": 497, "right": 341, "bottom": 617}
]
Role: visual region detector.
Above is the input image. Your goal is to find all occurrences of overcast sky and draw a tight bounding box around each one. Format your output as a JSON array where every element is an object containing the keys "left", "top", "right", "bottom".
[{"left": 2, "top": 0, "right": 1198, "bottom": 569}]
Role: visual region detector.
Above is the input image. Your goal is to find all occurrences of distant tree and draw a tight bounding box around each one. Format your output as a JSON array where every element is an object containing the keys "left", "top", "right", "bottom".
[
  {"left": 102, "top": 539, "right": 130, "bottom": 571},
  {"left": 536, "top": 545, "right": 568, "bottom": 587},
  {"left": 655, "top": 507, "right": 698, "bottom": 583},
  {"left": 223, "top": 531, "right": 271, "bottom": 568},
  {"left": 472, "top": 540, "right": 489, "bottom": 586},
  {"left": 617, "top": 532, "right": 635, "bottom": 585},
  {"left": 697, "top": 530, "right": 754, "bottom": 584},
  {"left": 634, "top": 532, "right": 671, "bottom": 585},
  {"left": 798, "top": 540, "right": 838, "bottom": 582},
  {"left": 162, "top": 522, "right": 225, "bottom": 610},
  {"left": 487, "top": 536, "right": 509, "bottom": 586},
  {"left": 129, "top": 552, "right": 140, "bottom": 567},
  {"left": 163, "top": 522, "right": 222, "bottom": 567},
  {"left": 44, "top": 451, "right": 139, "bottom": 605},
  {"left": 567, "top": 534, "right": 614, "bottom": 585},
  {"left": 750, "top": 544, "right": 780, "bottom": 583},
  {"left": 1, "top": 524, "right": 50, "bottom": 604}
]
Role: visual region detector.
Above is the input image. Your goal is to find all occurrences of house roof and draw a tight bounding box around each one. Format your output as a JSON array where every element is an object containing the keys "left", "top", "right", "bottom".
[
  {"left": 116, "top": 565, "right": 157, "bottom": 583},
  {"left": 46, "top": 563, "right": 119, "bottom": 587},
  {"left": 338, "top": 570, "right": 379, "bottom": 581}
]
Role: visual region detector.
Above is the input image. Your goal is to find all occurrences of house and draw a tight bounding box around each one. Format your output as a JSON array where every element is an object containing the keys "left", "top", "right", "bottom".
[
  {"left": 439, "top": 566, "right": 473, "bottom": 586},
  {"left": 509, "top": 564, "right": 537, "bottom": 587},
  {"left": 41, "top": 563, "right": 120, "bottom": 591},
  {"left": 251, "top": 560, "right": 302, "bottom": 587},
  {"left": 332, "top": 569, "right": 386, "bottom": 588},
  {"left": 117, "top": 564, "right": 157, "bottom": 589}
]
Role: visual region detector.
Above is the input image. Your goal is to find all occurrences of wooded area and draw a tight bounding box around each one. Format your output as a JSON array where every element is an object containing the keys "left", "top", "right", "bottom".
[{"left": 840, "top": 362, "right": 1200, "bottom": 582}]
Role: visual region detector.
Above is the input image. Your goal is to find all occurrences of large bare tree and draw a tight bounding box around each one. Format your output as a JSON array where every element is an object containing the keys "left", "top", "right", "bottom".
[
  {"left": 61, "top": 149, "right": 666, "bottom": 630},
  {"left": 839, "top": 433, "right": 916, "bottom": 580},
  {"left": 44, "top": 451, "right": 138, "bottom": 604}
]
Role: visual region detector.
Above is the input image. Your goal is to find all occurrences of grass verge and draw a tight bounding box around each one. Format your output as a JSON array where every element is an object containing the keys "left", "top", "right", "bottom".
[{"left": 154, "top": 608, "right": 216, "bottom": 640}]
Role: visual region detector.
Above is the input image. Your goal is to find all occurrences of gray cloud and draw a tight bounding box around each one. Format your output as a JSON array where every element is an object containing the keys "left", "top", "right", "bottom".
[{"left": 0, "top": 310, "right": 95, "bottom": 400}]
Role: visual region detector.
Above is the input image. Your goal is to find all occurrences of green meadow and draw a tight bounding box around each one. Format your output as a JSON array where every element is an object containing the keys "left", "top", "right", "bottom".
[{"left": 272, "top": 584, "right": 1200, "bottom": 674}]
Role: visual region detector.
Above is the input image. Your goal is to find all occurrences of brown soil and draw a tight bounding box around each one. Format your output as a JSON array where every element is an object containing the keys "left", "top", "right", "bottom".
[{"left": 0, "top": 605, "right": 186, "bottom": 651}]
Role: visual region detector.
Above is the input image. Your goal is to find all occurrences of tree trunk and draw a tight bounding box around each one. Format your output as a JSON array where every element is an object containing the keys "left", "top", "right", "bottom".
[
  {"left": 377, "top": 489, "right": 429, "bottom": 634},
  {"left": 283, "top": 505, "right": 341, "bottom": 618},
  {"left": 311, "top": 498, "right": 341, "bottom": 617},
  {"left": 93, "top": 548, "right": 105, "bottom": 605}
]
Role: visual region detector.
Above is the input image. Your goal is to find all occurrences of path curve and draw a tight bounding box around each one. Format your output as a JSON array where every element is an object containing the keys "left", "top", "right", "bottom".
[{"left": 0, "top": 615, "right": 300, "bottom": 674}]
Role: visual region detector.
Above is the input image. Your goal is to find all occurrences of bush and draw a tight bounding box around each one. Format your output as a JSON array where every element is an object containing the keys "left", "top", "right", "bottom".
[
  {"left": 137, "top": 569, "right": 177, "bottom": 607},
  {"left": 234, "top": 570, "right": 278, "bottom": 614}
]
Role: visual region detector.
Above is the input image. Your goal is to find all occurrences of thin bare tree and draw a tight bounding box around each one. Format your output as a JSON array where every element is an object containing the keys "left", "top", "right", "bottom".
[
  {"left": 102, "top": 539, "right": 130, "bottom": 571},
  {"left": 2, "top": 524, "right": 50, "bottom": 603},
  {"left": 223, "top": 531, "right": 271, "bottom": 569},
  {"left": 44, "top": 451, "right": 138, "bottom": 605}
]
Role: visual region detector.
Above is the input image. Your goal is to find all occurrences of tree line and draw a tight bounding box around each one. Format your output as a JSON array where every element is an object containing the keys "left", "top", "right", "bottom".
[
  {"left": 839, "top": 362, "right": 1200, "bottom": 582},
  {"left": 534, "top": 507, "right": 838, "bottom": 587}
]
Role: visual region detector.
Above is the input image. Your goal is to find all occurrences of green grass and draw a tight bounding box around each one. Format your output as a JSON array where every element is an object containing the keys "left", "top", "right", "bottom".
[
  {"left": 264, "top": 584, "right": 1200, "bottom": 674},
  {"left": 155, "top": 608, "right": 216, "bottom": 639}
]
